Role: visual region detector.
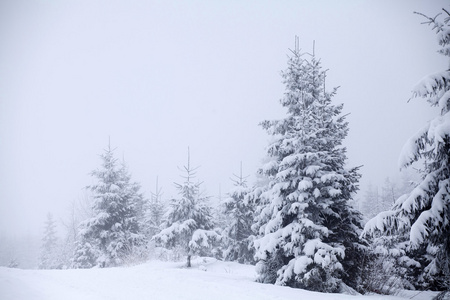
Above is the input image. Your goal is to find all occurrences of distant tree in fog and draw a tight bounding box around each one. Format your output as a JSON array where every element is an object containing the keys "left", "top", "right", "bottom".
[
  {"left": 38, "top": 213, "right": 60, "bottom": 269},
  {"left": 361, "top": 183, "right": 380, "bottom": 219},
  {"left": 221, "top": 163, "right": 255, "bottom": 264},
  {"left": 56, "top": 192, "right": 94, "bottom": 268},
  {"left": 7, "top": 258, "right": 19, "bottom": 268}
]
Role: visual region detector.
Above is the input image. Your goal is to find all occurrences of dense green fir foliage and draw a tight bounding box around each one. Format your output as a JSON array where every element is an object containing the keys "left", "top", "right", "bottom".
[{"left": 252, "top": 44, "right": 365, "bottom": 293}]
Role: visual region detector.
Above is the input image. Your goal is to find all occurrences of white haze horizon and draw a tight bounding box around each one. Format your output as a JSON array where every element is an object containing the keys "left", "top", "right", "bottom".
[{"left": 0, "top": 0, "right": 447, "bottom": 238}]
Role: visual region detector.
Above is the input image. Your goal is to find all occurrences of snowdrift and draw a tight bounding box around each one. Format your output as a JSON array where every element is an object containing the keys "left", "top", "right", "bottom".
[{"left": 0, "top": 258, "right": 438, "bottom": 300}]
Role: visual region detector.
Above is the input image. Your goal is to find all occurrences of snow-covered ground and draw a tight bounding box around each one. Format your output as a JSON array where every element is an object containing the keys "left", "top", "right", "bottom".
[{"left": 0, "top": 258, "right": 438, "bottom": 300}]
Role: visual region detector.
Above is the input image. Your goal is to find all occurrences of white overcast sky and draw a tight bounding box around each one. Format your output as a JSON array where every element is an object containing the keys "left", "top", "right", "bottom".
[{"left": 0, "top": 0, "right": 447, "bottom": 237}]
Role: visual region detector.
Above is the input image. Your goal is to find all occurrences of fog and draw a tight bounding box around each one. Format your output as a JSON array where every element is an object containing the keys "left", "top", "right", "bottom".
[{"left": 0, "top": 0, "right": 446, "bottom": 241}]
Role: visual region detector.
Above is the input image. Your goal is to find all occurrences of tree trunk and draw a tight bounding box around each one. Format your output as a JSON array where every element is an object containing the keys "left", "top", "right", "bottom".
[{"left": 187, "top": 255, "right": 191, "bottom": 268}]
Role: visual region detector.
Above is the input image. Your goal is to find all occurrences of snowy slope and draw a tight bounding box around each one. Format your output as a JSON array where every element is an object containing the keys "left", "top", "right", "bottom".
[{"left": 0, "top": 258, "right": 438, "bottom": 300}]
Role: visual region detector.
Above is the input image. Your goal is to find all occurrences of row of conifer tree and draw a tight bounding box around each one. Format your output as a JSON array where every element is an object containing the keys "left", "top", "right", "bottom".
[{"left": 38, "top": 8, "right": 449, "bottom": 295}]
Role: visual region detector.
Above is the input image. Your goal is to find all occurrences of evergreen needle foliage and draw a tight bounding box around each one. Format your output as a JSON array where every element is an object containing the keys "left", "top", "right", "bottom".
[
  {"left": 222, "top": 164, "right": 255, "bottom": 264},
  {"left": 39, "top": 213, "right": 60, "bottom": 269},
  {"left": 72, "top": 144, "right": 146, "bottom": 268},
  {"left": 253, "top": 43, "right": 365, "bottom": 292},
  {"left": 153, "top": 150, "right": 219, "bottom": 267},
  {"left": 363, "top": 8, "right": 450, "bottom": 291}
]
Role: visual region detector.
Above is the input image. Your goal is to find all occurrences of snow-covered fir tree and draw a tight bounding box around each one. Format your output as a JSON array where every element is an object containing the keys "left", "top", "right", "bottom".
[
  {"left": 145, "top": 178, "right": 166, "bottom": 238},
  {"left": 39, "top": 213, "right": 60, "bottom": 269},
  {"left": 253, "top": 43, "right": 365, "bottom": 293},
  {"left": 361, "top": 183, "right": 380, "bottom": 220},
  {"left": 117, "top": 159, "right": 149, "bottom": 264},
  {"left": 153, "top": 150, "right": 219, "bottom": 267},
  {"left": 222, "top": 163, "right": 255, "bottom": 264},
  {"left": 60, "top": 193, "right": 94, "bottom": 268},
  {"left": 359, "top": 233, "right": 415, "bottom": 295},
  {"left": 363, "top": 9, "right": 450, "bottom": 290},
  {"left": 211, "top": 186, "right": 228, "bottom": 237},
  {"left": 72, "top": 144, "right": 146, "bottom": 268},
  {"left": 380, "top": 177, "right": 398, "bottom": 211},
  {"left": 118, "top": 159, "right": 147, "bottom": 238}
]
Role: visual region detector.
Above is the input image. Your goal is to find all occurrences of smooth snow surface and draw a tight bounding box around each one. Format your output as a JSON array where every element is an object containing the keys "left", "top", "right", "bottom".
[{"left": 0, "top": 258, "right": 438, "bottom": 300}]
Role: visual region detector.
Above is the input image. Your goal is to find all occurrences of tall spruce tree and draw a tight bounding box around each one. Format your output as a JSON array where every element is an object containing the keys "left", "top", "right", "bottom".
[
  {"left": 253, "top": 43, "right": 365, "bottom": 292},
  {"left": 72, "top": 144, "right": 146, "bottom": 268},
  {"left": 363, "top": 9, "right": 450, "bottom": 290},
  {"left": 222, "top": 163, "right": 255, "bottom": 264},
  {"left": 153, "top": 149, "right": 218, "bottom": 267}
]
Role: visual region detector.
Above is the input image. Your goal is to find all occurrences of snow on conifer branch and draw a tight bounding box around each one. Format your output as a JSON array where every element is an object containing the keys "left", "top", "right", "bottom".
[
  {"left": 363, "top": 8, "right": 450, "bottom": 290},
  {"left": 253, "top": 43, "right": 365, "bottom": 292},
  {"left": 152, "top": 149, "right": 218, "bottom": 267}
]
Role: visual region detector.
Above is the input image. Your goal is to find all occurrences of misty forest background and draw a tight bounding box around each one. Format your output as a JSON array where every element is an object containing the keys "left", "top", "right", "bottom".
[{"left": 1, "top": 4, "right": 449, "bottom": 297}]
